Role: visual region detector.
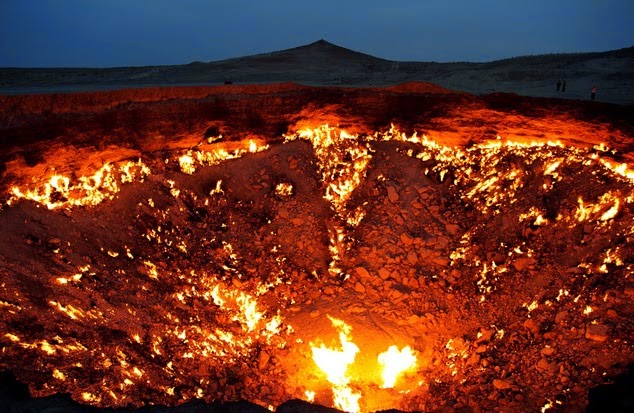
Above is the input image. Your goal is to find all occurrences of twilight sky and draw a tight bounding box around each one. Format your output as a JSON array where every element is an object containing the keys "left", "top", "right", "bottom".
[{"left": 1, "top": 0, "right": 633, "bottom": 68}]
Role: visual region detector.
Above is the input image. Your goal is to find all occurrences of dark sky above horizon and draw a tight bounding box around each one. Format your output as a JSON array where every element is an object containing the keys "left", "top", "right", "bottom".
[{"left": 1, "top": 0, "right": 633, "bottom": 68}]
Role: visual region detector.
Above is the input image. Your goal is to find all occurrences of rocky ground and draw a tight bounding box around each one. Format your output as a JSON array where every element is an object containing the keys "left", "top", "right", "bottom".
[{"left": 0, "top": 84, "right": 633, "bottom": 412}]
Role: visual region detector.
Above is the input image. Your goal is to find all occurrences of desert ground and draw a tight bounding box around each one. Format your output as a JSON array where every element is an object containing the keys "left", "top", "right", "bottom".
[{"left": 1, "top": 40, "right": 633, "bottom": 105}]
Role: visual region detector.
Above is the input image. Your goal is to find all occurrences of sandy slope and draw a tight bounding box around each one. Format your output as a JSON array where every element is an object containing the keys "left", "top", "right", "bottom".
[{"left": 1, "top": 40, "right": 633, "bottom": 105}]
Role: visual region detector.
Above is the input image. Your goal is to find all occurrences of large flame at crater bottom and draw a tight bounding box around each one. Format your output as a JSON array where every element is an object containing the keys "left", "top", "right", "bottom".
[
  {"left": 311, "top": 316, "right": 361, "bottom": 413},
  {"left": 378, "top": 345, "right": 417, "bottom": 389},
  {"left": 309, "top": 315, "right": 419, "bottom": 413}
]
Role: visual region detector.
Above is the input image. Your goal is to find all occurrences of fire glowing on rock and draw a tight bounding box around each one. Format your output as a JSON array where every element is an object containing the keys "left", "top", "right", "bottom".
[
  {"left": 308, "top": 315, "right": 419, "bottom": 413},
  {"left": 377, "top": 345, "right": 417, "bottom": 389},
  {"left": 1, "top": 118, "right": 633, "bottom": 413},
  {"left": 310, "top": 316, "right": 361, "bottom": 413},
  {"left": 7, "top": 159, "right": 150, "bottom": 209}
]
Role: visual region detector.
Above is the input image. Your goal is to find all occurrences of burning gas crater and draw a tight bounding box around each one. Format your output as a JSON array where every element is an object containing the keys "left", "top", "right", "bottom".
[{"left": 1, "top": 124, "right": 633, "bottom": 413}]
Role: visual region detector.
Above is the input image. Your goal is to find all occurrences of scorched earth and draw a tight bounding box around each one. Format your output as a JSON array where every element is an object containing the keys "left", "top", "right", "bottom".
[{"left": 0, "top": 87, "right": 633, "bottom": 413}]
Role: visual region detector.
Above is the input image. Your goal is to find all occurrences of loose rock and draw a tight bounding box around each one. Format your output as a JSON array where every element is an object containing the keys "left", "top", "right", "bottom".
[
  {"left": 585, "top": 324, "right": 609, "bottom": 342},
  {"left": 387, "top": 186, "right": 399, "bottom": 203},
  {"left": 555, "top": 311, "right": 568, "bottom": 324},
  {"left": 493, "top": 379, "right": 512, "bottom": 390},
  {"left": 514, "top": 257, "right": 536, "bottom": 271},
  {"left": 400, "top": 233, "right": 413, "bottom": 245},
  {"left": 258, "top": 352, "right": 269, "bottom": 369},
  {"left": 523, "top": 318, "right": 540, "bottom": 334}
]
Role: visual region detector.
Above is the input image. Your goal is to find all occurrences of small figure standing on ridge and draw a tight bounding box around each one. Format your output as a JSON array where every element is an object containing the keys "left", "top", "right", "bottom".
[
  {"left": 591, "top": 86, "right": 598, "bottom": 101},
  {"left": 556, "top": 79, "right": 562, "bottom": 91},
  {"left": 561, "top": 80, "right": 566, "bottom": 92}
]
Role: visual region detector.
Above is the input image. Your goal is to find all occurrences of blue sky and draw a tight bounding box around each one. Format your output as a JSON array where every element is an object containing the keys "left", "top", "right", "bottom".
[{"left": 1, "top": 0, "right": 633, "bottom": 67}]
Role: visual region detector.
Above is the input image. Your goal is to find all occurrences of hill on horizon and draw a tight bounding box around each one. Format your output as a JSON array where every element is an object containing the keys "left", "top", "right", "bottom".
[
  {"left": 211, "top": 39, "right": 390, "bottom": 65},
  {"left": 1, "top": 39, "right": 633, "bottom": 105},
  {"left": 202, "top": 38, "right": 634, "bottom": 65}
]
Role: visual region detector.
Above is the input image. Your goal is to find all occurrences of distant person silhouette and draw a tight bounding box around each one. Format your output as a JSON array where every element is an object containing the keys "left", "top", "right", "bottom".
[
  {"left": 591, "top": 86, "right": 598, "bottom": 101},
  {"left": 561, "top": 80, "right": 566, "bottom": 92},
  {"left": 556, "top": 79, "right": 562, "bottom": 91}
]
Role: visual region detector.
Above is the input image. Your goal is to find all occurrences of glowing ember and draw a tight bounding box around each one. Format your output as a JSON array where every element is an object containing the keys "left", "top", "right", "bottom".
[
  {"left": 286, "top": 124, "right": 371, "bottom": 214},
  {"left": 311, "top": 316, "right": 361, "bottom": 413},
  {"left": 177, "top": 140, "right": 269, "bottom": 175},
  {"left": 575, "top": 192, "right": 622, "bottom": 222},
  {"left": 209, "top": 180, "right": 224, "bottom": 196},
  {"left": 274, "top": 182, "right": 293, "bottom": 196},
  {"left": 7, "top": 159, "right": 150, "bottom": 209},
  {"left": 304, "top": 390, "right": 316, "bottom": 402},
  {"left": 178, "top": 154, "right": 196, "bottom": 174},
  {"left": 377, "top": 345, "right": 417, "bottom": 388}
]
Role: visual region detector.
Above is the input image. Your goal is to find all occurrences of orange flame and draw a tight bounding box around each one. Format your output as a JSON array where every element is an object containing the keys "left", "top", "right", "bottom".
[
  {"left": 377, "top": 345, "right": 417, "bottom": 388},
  {"left": 177, "top": 140, "right": 269, "bottom": 175},
  {"left": 7, "top": 159, "right": 150, "bottom": 209},
  {"left": 311, "top": 316, "right": 361, "bottom": 413}
]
